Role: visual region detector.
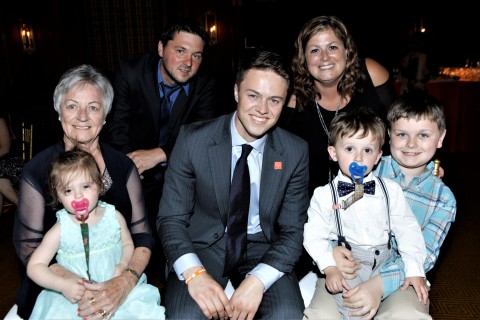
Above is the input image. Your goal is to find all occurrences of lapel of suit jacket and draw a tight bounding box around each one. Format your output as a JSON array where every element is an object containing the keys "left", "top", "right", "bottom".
[
  {"left": 208, "top": 114, "right": 233, "bottom": 224},
  {"left": 144, "top": 57, "right": 162, "bottom": 132},
  {"left": 260, "top": 128, "right": 283, "bottom": 227}
]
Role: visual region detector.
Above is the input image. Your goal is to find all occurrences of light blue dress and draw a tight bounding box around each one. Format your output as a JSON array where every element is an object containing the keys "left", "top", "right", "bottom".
[{"left": 30, "top": 201, "right": 165, "bottom": 320}]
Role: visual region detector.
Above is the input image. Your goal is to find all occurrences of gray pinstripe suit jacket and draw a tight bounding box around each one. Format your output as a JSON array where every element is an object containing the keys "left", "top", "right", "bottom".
[{"left": 157, "top": 112, "right": 310, "bottom": 275}]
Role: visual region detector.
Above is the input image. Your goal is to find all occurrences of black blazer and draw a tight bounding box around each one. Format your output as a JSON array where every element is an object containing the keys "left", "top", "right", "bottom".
[{"left": 105, "top": 53, "right": 219, "bottom": 162}]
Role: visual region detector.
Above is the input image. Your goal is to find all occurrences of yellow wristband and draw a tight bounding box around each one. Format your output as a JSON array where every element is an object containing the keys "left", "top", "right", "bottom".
[
  {"left": 123, "top": 268, "right": 140, "bottom": 282},
  {"left": 185, "top": 268, "right": 206, "bottom": 285}
]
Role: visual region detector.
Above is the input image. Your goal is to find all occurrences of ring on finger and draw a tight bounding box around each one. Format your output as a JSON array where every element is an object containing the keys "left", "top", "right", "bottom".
[
  {"left": 105, "top": 312, "right": 112, "bottom": 319},
  {"left": 98, "top": 309, "right": 107, "bottom": 317},
  {"left": 88, "top": 297, "right": 96, "bottom": 305}
]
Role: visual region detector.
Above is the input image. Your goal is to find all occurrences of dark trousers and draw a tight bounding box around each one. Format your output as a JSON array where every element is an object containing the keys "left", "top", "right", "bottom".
[
  {"left": 163, "top": 232, "right": 305, "bottom": 319},
  {"left": 142, "top": 173, "right": 167, "bottom": 286},
  {"left": 294, "top": 247, "right": 316, "bottom": 279}
]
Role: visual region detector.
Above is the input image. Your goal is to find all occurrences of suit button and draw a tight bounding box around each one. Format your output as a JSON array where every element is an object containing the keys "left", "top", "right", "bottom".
[{"left": 214, "top": 233, "right": 219, "bottom": 239}]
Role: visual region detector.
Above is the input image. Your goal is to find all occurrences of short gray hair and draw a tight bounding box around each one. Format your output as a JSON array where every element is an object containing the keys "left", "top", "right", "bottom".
[{"left": 53, "top": 64, "right": 114, "bottom": 118}]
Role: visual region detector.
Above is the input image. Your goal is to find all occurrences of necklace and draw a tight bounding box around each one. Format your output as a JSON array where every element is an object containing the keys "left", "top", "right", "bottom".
[
  {"left": 316, "top": 97, "right": 341, "bottom": 183},
  {"left": 315, "top": 96, "right": 341, "bottom": 137}
]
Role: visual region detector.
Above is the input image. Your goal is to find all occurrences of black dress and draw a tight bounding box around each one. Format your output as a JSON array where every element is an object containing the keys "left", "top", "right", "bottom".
[
  {"left": 0, "top": 115, "right": 23, "bottom": 188},
  {"left": 280, "top": 61, "right": 396, "bottom": 197},
  {"left": 0, "top": 154, "right": 23, "bottom": 187}
]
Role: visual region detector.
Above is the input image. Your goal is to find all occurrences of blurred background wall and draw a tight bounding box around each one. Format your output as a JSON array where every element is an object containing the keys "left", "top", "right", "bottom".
[{"left": 1, "top": 0, "right": 478, "bottom": 114}]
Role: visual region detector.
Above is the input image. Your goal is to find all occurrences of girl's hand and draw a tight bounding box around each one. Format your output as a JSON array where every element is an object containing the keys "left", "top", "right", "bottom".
[{"left": 61, "top": 278, "right": 86, "bottom": 304}]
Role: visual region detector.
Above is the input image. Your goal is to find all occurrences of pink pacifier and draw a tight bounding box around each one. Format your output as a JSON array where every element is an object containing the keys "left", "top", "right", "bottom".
[{"left": 72, "top": 198, "right": 90, "bottom": 221}]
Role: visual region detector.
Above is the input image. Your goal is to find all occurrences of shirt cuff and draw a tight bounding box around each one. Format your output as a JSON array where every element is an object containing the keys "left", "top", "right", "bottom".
[
  {"left": 173, "top": 253, "right": 203, "bottom": 280},
  {"left": 247, "top": 263, "right": 284, "bottom": 291}
]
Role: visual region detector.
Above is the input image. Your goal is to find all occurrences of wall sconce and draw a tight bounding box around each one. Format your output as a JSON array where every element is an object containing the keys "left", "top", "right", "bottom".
[
  {"left": 205, "top": 10, "right": 217, "bottom": 46},
  {"left": 413, "top": 17, "right": 426, "bottom": 33},
  {"left": 19, "top": 23, "right": 36, "bottom": 54},
  {"left": 419, "top": 18, "right": 426, "bottom": 33}
]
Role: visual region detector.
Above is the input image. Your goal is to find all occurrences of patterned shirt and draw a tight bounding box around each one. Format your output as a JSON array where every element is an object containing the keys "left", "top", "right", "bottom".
[{"left": 375, "top": 155, "right": 457, "bottom": 297}]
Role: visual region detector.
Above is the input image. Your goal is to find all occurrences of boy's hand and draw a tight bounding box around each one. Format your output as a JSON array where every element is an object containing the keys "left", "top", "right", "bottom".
[
  {"left": 438, "top": 166, "right": 444, "bottom": 178},
  {"left": 333, "top": 246, "right": 361, "bottom": 279},
  {"left": 402, "top": 276, "right": 429, "bottom": 305},
  {"left": 343, "top": 275, "right": 383, "bottom": 320},
  {"left": 324, "top": 266, "right": 350, "bottom": 293}
]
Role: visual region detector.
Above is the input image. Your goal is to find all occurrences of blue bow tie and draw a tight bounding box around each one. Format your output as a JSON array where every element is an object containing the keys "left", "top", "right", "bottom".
[{"left": 337, "top": 180, "right": 375, "bottom": 197}]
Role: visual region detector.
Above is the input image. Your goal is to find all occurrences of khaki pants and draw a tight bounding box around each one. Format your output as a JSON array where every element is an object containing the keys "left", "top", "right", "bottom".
[{"left": 303, "top": 278, "right": 431, "bottom": 320}]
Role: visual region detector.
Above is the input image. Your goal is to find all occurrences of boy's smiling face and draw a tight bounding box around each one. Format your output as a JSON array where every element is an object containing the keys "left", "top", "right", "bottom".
[{"left": 389, "top": 117, "right": 446, "bottom": 171}]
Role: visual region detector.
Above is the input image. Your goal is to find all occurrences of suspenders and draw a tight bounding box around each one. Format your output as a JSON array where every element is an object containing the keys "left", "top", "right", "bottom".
[
  {"left": 328, "top": 181, "right": 351, "bottom": 250},
  {"left": 329, "top": 177, "right": 393, "bottom": 250}
]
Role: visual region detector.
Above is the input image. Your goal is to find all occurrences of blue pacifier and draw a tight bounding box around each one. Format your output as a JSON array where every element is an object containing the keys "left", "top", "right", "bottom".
[{"left": 349, "top": 162, "right": 367, "bottom": 183}]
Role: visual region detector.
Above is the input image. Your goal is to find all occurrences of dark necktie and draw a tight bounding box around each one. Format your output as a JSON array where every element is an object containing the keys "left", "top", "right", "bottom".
[
  {"left": 223, "top": 144, "right": 253, "bottom": 286},
  {"left": 159, "top": 83, "right": 180, "bottom": 147},
  {"left": 337, "top": 180, "right": 375, "bottom": 197}
]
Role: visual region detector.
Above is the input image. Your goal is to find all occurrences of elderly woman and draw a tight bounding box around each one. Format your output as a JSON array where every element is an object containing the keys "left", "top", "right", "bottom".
[{"left": 13, "top": 64, "right": 155, "bottom": 319}]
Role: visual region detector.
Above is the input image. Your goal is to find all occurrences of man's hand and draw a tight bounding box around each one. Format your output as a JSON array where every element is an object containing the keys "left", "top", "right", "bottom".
[
  {"left": 333, "top": 246, "right": 361, "bottom": 280},
  {"left": 185, "top": 268, "right": 232, "bottom": 320},
  {"left": 229, "top": 275, "right": 264, "bottom": 320},
  {"left": 127, "top": 148, "right": 166, "bottom": 175},
  {"left": 342, "top": 275, "right": 383, "bottom": 320}
]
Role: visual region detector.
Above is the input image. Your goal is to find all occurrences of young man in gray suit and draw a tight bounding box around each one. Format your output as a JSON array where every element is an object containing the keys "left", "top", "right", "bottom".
[{"left": 157, "top": 50, "right": 310, "bottom": 319}]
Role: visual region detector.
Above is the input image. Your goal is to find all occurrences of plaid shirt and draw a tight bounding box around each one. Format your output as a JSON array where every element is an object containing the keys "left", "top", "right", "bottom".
[{"left": 375, "top": 155, "right": 457, "bottom": 297}]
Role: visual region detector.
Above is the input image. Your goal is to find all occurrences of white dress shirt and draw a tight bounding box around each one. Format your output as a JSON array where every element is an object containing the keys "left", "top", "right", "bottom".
[{"left": 304, "top": 170, "right": 426, "bottom": 278}]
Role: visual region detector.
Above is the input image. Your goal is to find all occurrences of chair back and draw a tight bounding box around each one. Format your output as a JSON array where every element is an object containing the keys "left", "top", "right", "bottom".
[{"left": 22, "top": 122, "right": 33, "bottom": 161}]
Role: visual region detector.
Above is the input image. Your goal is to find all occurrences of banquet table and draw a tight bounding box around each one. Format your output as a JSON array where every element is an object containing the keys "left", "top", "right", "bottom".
[{"left": 425, "top": 80, "right": 480, "bottom": 153}]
